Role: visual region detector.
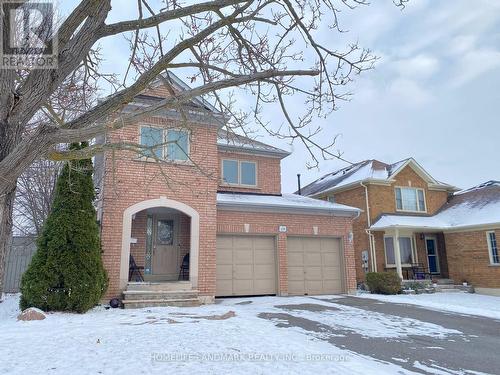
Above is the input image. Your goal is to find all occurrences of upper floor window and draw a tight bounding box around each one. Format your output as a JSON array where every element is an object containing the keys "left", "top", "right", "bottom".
[
  {"left": 487, "top": 231, "right": 499, "bottom": 265},
  {"left": 140, "top": 126, "right": 189, "bottom": 161},
  {"left": 222, "top": 159, "right": 257, "bottom": 186},
  {"left": 395, "top": 187, "right": 426, "bottom": 212}
]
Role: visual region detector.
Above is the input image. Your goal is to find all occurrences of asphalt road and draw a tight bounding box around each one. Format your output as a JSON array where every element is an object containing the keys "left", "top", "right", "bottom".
[{"left": 259, "top": 296, "right": 500, "bottom": 374}]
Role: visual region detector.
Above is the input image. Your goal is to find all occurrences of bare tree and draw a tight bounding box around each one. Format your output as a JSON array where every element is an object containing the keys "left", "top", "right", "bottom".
[
  {"left": 13, "top": 160, "right": 61, "bottom": 236},
  {"left": 0, "top": 0, "right": 407, "bottom": 295}
]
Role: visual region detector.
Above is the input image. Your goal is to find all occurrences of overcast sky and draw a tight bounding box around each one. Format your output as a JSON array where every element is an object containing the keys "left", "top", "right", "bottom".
[
  {"left": 279, "top": 0, "right": 500, "bottom": 193},
  {"left": 61, "top": 0, "right": 500, "bottom": 193}
]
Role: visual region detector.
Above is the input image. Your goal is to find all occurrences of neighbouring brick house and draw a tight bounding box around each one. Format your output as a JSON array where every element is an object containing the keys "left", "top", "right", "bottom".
[
  {"left": 94, "top": 73, "right": 360, "bottom": 307},
  {"left": 300, "top": 159, "right": 500, "bottom": 296}
]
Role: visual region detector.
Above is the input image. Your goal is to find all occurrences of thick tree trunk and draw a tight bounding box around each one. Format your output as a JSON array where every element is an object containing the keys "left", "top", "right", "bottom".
[
  {"left": 0, "top": 113, "right": 22, "bottom": 299},
  {"left": 0, "top": 186, "right": 16, "bottom": 300}
]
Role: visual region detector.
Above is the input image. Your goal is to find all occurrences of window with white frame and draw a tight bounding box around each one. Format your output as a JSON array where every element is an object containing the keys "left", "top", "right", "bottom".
[
  {"left": 395, "top": 187, "right": 426, "bottom": 212},
  {"left": 140, "top": 126, "right": 189, "bottom": 161},
  {"left": 222, "top": 159, "right": 257, "bottom": 186},
  {"left": 487, "top": 231, "right": 499, "bottom": 265},
  {"left": 384, "top": 236, "right": 415, "bottom": 266}
]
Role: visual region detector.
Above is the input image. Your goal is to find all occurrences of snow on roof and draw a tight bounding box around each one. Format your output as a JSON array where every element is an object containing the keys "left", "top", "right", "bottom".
[
  {"left": 300, "top": 159, "right": 398, "bottom": 196},
  {"left": 300, "top": 158, "right": 456, "bottom": 197},
  {"left": 217, "top": 193, "right": 360, "bottom": 216},
  {"left": 371, "top": 182, "right": 500, "bottom": 231},
  {"left": 217, "top": 130, "right": 290, "bottom": 157},
  {"left": 455, "top": 180, "right": 500, "bottom": 195}
]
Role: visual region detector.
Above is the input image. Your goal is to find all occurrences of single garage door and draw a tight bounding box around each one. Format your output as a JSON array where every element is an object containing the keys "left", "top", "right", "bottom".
[
  {"left": 216, "top": 235, "right": 277, "bottom": 296},
  {"left": 287, "top": 237, "right": 343, "bottom": 295}
]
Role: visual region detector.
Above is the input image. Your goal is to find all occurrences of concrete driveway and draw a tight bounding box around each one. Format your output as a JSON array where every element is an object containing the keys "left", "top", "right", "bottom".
[{"left": 258, "top": 295, "right": 500, "bottom": 374}]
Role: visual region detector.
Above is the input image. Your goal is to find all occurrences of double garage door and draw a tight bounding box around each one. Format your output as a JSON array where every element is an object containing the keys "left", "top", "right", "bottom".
[{"left": 216, "top": 235, "right": 343, "bottom": 297}]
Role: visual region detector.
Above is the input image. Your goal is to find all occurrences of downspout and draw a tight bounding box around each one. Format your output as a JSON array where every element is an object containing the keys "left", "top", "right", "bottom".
[{"left": 361, "top": 182, "right": 377, "bottom": 272}]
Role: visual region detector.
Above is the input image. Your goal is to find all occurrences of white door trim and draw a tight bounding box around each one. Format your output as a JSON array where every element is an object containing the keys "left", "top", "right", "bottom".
[{"left": 120, "top": 196, "right": 200, "bottom": 290}]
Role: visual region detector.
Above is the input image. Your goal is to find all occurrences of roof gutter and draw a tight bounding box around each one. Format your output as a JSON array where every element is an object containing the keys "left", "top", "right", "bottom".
[
  {"left": 217, "top": 144, "right": 291, "bottom": 158},
  {"left": 217, "top": 201, "right": 361, "bottom": 217}
]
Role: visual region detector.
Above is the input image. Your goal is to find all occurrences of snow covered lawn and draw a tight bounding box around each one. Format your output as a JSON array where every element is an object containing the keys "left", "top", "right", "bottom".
[
  {"left": 357, "top": 292, "right": 500, "bottom": 320},
  {"left": 0, "top": 294, "right": 467, "bottom": 375}
]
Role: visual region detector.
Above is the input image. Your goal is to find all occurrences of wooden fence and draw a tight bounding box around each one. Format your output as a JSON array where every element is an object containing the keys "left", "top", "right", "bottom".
[{"left": 3, "top": 237, "right": 37, "bottom": 293}]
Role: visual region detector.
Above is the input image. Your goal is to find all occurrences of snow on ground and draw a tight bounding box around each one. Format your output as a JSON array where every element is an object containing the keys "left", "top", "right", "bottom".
[
  {"left": 0, "top": 294, "right": 464, "bottom": 375},
  {"left": 357, "top": 292, "right": 500, "bottom": 320}
]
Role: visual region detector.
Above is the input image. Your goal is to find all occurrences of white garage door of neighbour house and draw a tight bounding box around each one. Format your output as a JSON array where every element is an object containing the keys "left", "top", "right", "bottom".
[
  {"left": 287, "top": 237, "right": 343, "bottom": 295},
  {"left": 216, "top": 235, "right": 277, "bottom": 297}
]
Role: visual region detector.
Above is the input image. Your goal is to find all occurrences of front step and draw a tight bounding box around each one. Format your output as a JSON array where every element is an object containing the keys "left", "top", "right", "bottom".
[
  {"left": 434, "top": 278, "right": 455, "bottom": 285},
  {"left": 123, "top": 290, "right": 199, "bottom": 300},
  {"left": 122, "top": 298, "right": 200, "bottom": 309},
  {"left": 126, "top": 281, "right": 192, "bottom": 291},
  {"left": 122, "top": 282, "right": 200, "bottom": 308}
]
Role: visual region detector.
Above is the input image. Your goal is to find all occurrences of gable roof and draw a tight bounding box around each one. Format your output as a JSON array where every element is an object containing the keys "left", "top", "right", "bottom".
[
  {"left": 299, "top": 158, "right": 458, "bottom": 197},
  {"left": 217, "top": 130, "right": 290, "bottom": 158},
  {"left": 371, "top": 181, "right": 500, "bottom": 231},
  {"left": 120, "top": 71, "right": 226, "bottom": 126}
]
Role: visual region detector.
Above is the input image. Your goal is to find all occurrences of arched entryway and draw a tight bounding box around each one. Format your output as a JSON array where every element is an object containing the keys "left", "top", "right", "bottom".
[{"left": 120, "top": 197, "right": 200, "bottom": 290}]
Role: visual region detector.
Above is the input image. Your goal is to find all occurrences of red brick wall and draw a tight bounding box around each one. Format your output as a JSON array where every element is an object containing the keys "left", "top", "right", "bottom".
[
  {"left": 367, "top": 166, "right": 448, "bottom": 219},
  {"left": 216, "top": 210, "right": 357, "bottom": 294},
  {"left": 130, "top": 211, "right": 147, "bottom": 269},
  {"left": 217, "top": 151, "right": 282, "bottom": 194},
  {"left": 318, "top": 165, "right": 451, "bottom": 282},
  {"left": 445, "top": 229, "right": 500, "bottom": 288},
  {"left": 100, "top": 113, "right": 218, "bottom": 299}
]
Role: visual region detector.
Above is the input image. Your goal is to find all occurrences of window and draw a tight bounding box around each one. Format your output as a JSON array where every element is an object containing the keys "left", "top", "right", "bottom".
[
  {"left": 395, "top": 187, "right": 426, "bottom": 212},
  {"left": 222, "top": 160, "right": 238, "bottom": 184},
  {"left": 384, "top": 236, "right": 415, "bottom": 266},
  {"left": 140, "top": 127, "right": 163, "bottom": 158},
  {"left": 222, "top": 159, "right": 257, "bottom": 186},
  {"left": 384, "top": 237, "right": 395, "bottom": 265},
  {"left": 140, "top": 126, "right": 190, "bottom": 161},
  {"left": 167, "top": 129, "right": 189, "bottom": 161},
  {"left": 487, "top": 231, "right": 499, "bottom": 265},
  {"left": 327, "top": 196, "right": 335, "bottom": 203},
  {"left": 240, "top": 161, "right": 256, "bottom": 186}
]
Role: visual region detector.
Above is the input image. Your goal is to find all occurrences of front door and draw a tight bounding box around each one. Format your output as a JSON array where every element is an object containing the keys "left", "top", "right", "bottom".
[
  {"left": 151, "top": 216, "right": 180, "bottom": 280},
  {"left": 425, "top": 236, "right": 440, "bottom": 274}
]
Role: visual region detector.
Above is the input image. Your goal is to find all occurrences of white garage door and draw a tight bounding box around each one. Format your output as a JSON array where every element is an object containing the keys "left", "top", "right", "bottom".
[
  {"left": 216, "top": 235, "right": 277, "bottom": 296},
  {"left": 287, "top": 237, "right": 343, "bottom": 295}
]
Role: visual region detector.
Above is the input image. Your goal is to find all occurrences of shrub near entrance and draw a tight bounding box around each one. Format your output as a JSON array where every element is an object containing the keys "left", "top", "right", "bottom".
[{"left": 366, "top": 272, "right": 402, "bottom": 295}]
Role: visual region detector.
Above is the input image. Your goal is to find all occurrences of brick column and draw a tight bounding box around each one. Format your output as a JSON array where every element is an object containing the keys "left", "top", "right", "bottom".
[{"left": 277, "top": 233, "right": 288, "bottom": 296}]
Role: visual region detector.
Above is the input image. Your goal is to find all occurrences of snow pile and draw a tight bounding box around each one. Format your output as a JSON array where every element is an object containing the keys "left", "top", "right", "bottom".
[
  {"left": 357, "top": 292, "right": 500, "bottom": 320},
  {"left": 0, "top": 294, "right": 462, "bottom": 375},
  {"left": 275, "top": 300, "right": 460, "bottom": 339}
]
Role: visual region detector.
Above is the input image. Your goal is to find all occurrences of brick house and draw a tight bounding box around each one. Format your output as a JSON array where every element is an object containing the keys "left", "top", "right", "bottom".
[
  {"left": 300, "top": 159, "right": 500, "bottom": 296},
  {"left": 94, "top": 73, "right": 360, "bottom": 307}
]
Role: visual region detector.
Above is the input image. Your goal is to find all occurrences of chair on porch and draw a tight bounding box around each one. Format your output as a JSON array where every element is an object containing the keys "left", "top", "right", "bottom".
[
  {"left": 178, "top": 253, "right": 189, "bottom": 281},
  {"left": 407, "top": 263, "right": 432, "bottom": 280},
  {"left": 129, "top": 254, "right": 144, "bottom": 282}
]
